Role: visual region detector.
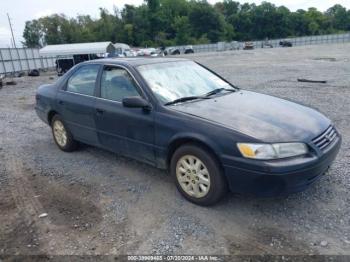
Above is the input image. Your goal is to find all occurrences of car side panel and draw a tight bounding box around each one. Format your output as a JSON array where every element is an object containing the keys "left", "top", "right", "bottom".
[
  {"left": 154, "top": 108, "right": 258, "bottom": 169},
  {"left": 56, "top": 91, "right": 99, "bottom": 146},
  {"left": 94, "top": 99, "right": 156, "bottom": 165},
  {"left": 35, "top": 84, "right": 58, "bottom": 124}
]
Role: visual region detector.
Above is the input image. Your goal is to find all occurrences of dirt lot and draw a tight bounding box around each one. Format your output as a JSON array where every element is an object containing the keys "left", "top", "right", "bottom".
[{"left": 0, "top": 43, "right": 350, "bottom": 257}]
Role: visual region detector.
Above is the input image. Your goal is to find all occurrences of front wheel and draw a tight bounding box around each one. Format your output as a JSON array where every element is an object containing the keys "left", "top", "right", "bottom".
[
  {"left": 171, "top": 144, "right": 228, "bottom": 206},
  {"left": 51, "top": 115, "right": 78, "bottom": 152}
]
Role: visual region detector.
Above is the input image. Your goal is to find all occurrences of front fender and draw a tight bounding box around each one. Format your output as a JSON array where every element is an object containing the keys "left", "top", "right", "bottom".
[
  {"left": 158, "top": 132, "right": 223, "bottom": 170},
  {"left": 168, "top": 132, "right": 221, "bottom": 155}
]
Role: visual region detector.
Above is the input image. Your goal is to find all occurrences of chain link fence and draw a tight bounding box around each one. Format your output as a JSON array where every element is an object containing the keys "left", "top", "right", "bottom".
[
  {"left": 174, "top": 32, "right": 350, "bottom": 53},
  {"left": 1, "top": 32, "right": 349, "bottom": 75}
]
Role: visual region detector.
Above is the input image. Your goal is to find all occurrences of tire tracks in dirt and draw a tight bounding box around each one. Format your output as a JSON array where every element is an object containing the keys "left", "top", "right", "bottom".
[
  {"left": 5, "top": 154, "right": 72, "bottom": 254},
  {"left": 4, "top": 155, "right": 61, "bottom": 254}
]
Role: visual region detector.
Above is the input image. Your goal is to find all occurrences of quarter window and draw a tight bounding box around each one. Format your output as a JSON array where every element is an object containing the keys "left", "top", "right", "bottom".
[
  {"left": 67, "top": 64, "right": 100, "bottom": 96},
  {"left": 100, "top": 67, "right": 140, "bottom": 102}
]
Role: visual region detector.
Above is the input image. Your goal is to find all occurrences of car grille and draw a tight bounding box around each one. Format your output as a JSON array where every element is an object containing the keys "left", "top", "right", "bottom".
[{"left": 312, "top": 125, "right": 338, "bottom": 151}]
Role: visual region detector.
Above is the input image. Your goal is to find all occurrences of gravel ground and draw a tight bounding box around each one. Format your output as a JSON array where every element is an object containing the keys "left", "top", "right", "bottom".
[{"left": 0, "top": 43, "right": 349, "bottom": 257}]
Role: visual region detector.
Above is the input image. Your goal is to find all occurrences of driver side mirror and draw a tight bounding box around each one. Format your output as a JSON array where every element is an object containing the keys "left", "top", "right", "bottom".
[{"left": 122, "top": 96, "right": 152, "bottom": 111}]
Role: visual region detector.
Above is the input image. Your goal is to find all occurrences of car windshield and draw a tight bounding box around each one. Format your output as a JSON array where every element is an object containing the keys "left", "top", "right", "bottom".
[{"left": 137, "top": 61, "right": 234, "bottom": 104}]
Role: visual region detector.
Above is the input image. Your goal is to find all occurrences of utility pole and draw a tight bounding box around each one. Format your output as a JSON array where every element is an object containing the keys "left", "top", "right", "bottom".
[
  {"left": 7, "top": 13, "right": 23, "bottom": 73},
  {"left": 7, "top": 13, "right": 17, "bottom": 48}
]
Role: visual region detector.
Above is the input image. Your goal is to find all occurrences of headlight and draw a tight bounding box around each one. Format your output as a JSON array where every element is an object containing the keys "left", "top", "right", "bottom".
[{"left": 237, "top": 142, "right": 308, "bottom": 160}]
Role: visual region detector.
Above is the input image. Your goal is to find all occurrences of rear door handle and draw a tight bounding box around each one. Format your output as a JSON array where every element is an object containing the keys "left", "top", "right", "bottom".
[
  {"left": 96, "top": 108, "right": 105, "bottom": 115},
  {"left": 58, "top": 100, "right": 64, "bottom": 105}
]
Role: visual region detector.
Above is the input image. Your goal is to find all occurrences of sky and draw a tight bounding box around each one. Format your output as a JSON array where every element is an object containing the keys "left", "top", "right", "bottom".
[{"left": 1, "top": 0, "right": 349, "bottom": 48}]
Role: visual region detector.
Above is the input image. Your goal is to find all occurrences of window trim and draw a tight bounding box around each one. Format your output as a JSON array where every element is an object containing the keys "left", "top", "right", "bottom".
[
  {"left": 64, "top": 64, "right": 101, "bottom": 97},
  {"left": 97, "top": 64, "right": 148, "bottom": 104}
]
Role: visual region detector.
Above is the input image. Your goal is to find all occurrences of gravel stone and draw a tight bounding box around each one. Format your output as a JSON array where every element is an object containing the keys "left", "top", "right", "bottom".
[{"left": 320, "top": 241, "right": 328, "bottom": 247}]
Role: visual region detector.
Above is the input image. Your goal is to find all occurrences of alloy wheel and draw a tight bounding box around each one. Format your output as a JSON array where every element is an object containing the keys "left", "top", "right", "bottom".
[
  {"left": 176, "top": 155, "right": 211, "bottom": 198},
  {"left": 53, "top": 120, "right": 67, "bottom": 147}
]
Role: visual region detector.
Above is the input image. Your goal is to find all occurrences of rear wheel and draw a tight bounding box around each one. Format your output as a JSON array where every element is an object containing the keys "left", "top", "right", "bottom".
[
  {"left": 51, "top": 115, "right": 78, "bottom": 152},
  {"left": 171, "top": 144, "right": 227, "bottom": 206}
]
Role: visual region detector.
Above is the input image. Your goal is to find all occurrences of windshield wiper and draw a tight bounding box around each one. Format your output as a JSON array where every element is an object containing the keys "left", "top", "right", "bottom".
[
  {"left": 204, "top": 88, "right": 236, "bottom": 97},
  {"left": 164, "top": 96, "right": 209, "bottom": 106},
  {"left": 164, "top": 87, "right": 237, "bottom": 106}
]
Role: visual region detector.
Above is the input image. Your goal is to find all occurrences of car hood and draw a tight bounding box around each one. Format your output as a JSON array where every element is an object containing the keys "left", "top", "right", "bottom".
[{"left": 171, "top": 90, "right": 330, "bottom": 142}]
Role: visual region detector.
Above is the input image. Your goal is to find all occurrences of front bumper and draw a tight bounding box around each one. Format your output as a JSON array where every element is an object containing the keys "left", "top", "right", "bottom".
[{"left": 222, "top": 136, "right": 341, "bottom": 196}]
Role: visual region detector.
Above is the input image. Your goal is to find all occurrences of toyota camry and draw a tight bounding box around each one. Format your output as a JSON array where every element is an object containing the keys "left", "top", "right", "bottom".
[{"left": 35, "top": 58, "right": 341, "bottom": 205}]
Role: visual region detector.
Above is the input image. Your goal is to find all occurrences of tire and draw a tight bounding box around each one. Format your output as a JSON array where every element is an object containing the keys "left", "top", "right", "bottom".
[
  {"left": 51, "top": 114, "right": 78, "bottom": 152},
  {"left": 171, "top": 144, "right": 228, "bottom": 206}
]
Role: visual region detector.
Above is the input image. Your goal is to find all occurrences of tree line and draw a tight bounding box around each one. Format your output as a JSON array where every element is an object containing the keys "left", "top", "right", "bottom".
[{"left": 22, "top": 0, "right": 350, "bottom": 48}]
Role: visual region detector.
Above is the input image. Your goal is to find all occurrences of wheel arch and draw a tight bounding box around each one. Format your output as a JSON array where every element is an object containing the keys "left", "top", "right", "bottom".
[
  {"left": 47, "top": 110, "right": 58, "bottom": 125},
  {"left": 166, "top": 134, "right": 223, "bottom": 171}
]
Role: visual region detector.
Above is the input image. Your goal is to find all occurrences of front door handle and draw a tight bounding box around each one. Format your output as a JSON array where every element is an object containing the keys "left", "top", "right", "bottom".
[
  {"left": 58, "top": 100, "right": 64, "bottom": 105},
  {"left": 96, "top": 108, "right": 105, "bottom": 115}
]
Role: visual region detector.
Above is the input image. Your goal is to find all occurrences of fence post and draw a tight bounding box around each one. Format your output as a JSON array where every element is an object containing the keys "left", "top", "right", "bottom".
[
  {"left": 37, "top": 49, "right": 44, "bottom": 69},
  {"left": 8, "top": 48, "right": 16, "bottom": 74},
  {"left": 23, "top": 48, "right": 30, "bottom": 72},
  {"left": 15, "top": 47, "right": 23, "bottom": 72},
  {"left": 31, "top": 48, "right": 38, "bottom": 69}
]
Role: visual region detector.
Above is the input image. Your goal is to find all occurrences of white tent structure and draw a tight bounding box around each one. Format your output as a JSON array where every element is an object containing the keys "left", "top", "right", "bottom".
[{"left": 39, "top": 42, "right": 115, "bottom": 57}]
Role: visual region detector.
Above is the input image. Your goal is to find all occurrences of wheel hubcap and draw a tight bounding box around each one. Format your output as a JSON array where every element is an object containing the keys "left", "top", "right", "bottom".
[
  {"left": 53, "top": 120, "right": 67, "bottom": 147},
  {"left": 176, "top": 155, "right": 210, "bottom": 198}
]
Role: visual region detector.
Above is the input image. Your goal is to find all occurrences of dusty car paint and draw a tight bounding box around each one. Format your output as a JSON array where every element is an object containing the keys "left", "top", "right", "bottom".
[{"left": 35, "top": 58, "right": 341, "bottom": 196}]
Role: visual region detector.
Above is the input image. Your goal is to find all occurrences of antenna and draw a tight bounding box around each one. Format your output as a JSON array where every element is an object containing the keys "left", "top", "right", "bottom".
[{"left": 7, "top": 13, "right": 17, "bottom": 48}]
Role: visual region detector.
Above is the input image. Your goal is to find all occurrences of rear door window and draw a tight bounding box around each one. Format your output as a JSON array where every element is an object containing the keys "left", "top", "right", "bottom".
[{"left": 67, "top": 64, "right": 100, "bottom": 96}]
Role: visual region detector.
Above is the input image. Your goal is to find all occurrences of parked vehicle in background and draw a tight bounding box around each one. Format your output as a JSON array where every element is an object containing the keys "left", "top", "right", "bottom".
[
  {"left": 35, "top": 58, "right": 341, "bottom": 206},
  {"left": 151, "top": 49, "right": 164, "bottom": 57},
  {"left": 56, "top": 58, "right": 74, "bottom": 76},
  {"left": 124, "top": 49, "right": 137, "bottom": 57},
  {"left": 136, "top": 48, "right": 157, "bottom": 56},
  {"left": 262, "top": 41, "right": 273, "bottom": 48},
  {"left": 114, "top": 43, "right": 132, "bottom": 57},
  {"left": 279, "top": 40, "right": 293, "bottom": 47},
  {"left": 135, "top": 49, "right": 143, "bottom": 56},
  {"left": 164, "top": 47, "right": 181, "bottom": 55},
  {"left": 262, "top": 43, "right": 273, "bottom": 48},
  {"left": 243, "top": 42, "right": 254, "bottom": 50},
  {"left": 184, "top": 46, "right": 194, "bottom": 54},
  {"left": 55, "top": 54, "right": 103, "bottom": 75},
  {"left": 144, "top": 48, "right": 156, "bottom": 56},
  {"left": 261, "top": 38, "right": 273, "bottom": 48},
  {"left": 229, "top": 41, "right": 240, "bottom": 50}
]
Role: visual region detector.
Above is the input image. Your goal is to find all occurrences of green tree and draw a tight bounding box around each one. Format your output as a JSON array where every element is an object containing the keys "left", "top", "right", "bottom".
[
  {"left": 289, "top": 9, "right": 309, "bottom": 36},
  {"left": 326, "top": 4, "right": 350, "bottom": 31},
  {"left": 172, "top": 16, "right": 191, "bottom": 44},
  {"left": 22, "top": 20, "right": 43, "bottom": 47},
  {"left": 39, "top": 15, "right": 67, "bottom": 45},
  {"left": 22, "top": 1, "right": 350, "bottom": 47},
  {"left": 146, "top": 0, "right": 162, "bottom": 41},
  {"left": 188, "top": 1, "right": 226, "bottom": 42}
]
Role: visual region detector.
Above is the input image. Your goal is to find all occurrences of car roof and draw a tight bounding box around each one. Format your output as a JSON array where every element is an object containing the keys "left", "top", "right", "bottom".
[{"left": 84, "top": 57, "right": 189, "bottom": 67}]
